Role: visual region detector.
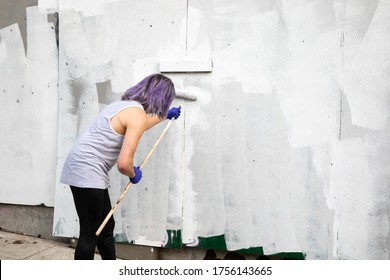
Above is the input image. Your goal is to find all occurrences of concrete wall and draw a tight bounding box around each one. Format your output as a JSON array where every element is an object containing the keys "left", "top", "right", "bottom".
[
  {"left": 1, "top": 0, "right": 390, "bottom": 260},
  {"left": 0, "top": 203, "right": 219, "bottom": 260}
]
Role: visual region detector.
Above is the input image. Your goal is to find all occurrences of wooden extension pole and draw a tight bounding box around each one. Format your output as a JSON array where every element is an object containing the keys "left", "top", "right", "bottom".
[{"left": 96, "top": 119, "right": 175, "bottom": 236}]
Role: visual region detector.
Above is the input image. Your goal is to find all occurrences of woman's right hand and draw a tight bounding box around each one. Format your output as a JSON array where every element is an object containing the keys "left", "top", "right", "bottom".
[
  {"left": 167, "top": 106, "right": 181, "bottom": 120},
  {"left": 130, "top": 166, "right": 142, "bottom": 184}
]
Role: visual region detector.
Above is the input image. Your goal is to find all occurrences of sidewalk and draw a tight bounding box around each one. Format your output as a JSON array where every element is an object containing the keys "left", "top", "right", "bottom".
[{"left": 0, "top": 230, "right": 101, "bottom": 260}]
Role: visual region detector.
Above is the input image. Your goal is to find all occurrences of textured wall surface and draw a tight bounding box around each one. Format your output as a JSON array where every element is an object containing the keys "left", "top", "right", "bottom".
[
  {"left": 0, "top": 0, "right": 58, "bottom": 206},
  {"left": 1, "top": 0, "right": 390, "bottom": 259}
]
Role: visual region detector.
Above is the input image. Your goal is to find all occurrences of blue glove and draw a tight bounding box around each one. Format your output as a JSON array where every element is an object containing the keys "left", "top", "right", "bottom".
[
  {"left": 130, "top": 166, "right": 142, "bottom": 184},
  {"left": 167, "top": 106, "right": 181, "bottom": 120}
]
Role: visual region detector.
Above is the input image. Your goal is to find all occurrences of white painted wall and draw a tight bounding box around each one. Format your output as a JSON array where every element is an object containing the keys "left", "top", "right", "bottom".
[
  {"left": 0, "top": 5, "right": 58, "bottom": 206},
  {"left": 1, "top": 0, "right": 390, "bottom": 259}
]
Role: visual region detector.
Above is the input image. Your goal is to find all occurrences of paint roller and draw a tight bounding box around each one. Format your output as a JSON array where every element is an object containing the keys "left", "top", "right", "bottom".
[{"left": 175, "top": 90, "right": 198, "bottom": 101}]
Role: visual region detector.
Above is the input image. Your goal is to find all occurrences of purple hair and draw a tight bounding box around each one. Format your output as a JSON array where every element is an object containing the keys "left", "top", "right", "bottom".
[{"left": 121, "top": 74, "right": 175, "bottom": 119}]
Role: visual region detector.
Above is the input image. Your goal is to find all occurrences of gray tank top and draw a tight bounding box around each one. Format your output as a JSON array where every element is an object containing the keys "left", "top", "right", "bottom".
[{"left": 60, "top": 100, "right": 144, "bottom": 189}]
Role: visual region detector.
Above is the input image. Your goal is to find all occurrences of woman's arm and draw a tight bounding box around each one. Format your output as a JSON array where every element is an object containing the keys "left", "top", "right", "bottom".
[{"left": 116, "top": 108, "right": 148, "bottom": 177}]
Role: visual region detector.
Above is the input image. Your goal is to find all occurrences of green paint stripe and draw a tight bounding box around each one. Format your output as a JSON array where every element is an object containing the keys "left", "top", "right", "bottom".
[{"left": 124, "top": 230, "right": 306, "bottom": 260}]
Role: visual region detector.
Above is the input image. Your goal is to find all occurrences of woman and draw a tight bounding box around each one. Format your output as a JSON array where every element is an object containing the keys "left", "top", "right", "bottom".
[{"left": 60, "top": 73, "right": 181, "bottom": 260}]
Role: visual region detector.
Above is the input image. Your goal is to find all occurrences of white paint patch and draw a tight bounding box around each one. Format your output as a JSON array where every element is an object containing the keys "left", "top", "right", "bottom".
[
  {"left": 274, "top": 1, "right": 341, "bottom": 148},
  {"left": 213, "top": 10, "right": 277, "bottom": 94},
  {"left": 0, "top": 5, "right": 58, "bottom": 207},
  {"left": 59, "top": 0, "right": 111, "bottom": 17},
  {"left": 25, "top": 6, "right": 59, "bottom": 205},
  {"left": 186, "top": 7, "right": 212, "bottom": 59},
  {"left": 282, "top": 0, "right": 335, "bottom": 51},
  {"left": 182, "top": 182, "right": 198, "bottom": 244},
  {"left": 157, "top": 15, "right": 187, "bottom": 61},
  {"left": 213, "top": 39, "right": 244, "bottom": 84},
  {"left": 59, "top": 10, "right": 89, "bottom": 60},
  {"left": 159, "top": 59, "right": 213, "bottom": 73},
  {"left": 82, "top": 13, "right": 115, "bottom": 65},
  {"left": 38, "top": 0, "right": 59, "bottom": 12},
  {"left": 275, "top": 57, "right": 341, "bottom": 147},
  {"left": 0, "top": 39, "right": 7, "bottom": 61},
  {"left": 344, "top": 0, "right": 390, "bottom": 130},
  {"left": 239, "top": 11, "right": 279, "bottom": 94},
  {"left": 329, "top": 139, "right": 372, "bottom": 259},
  {"left": 53, "top": 37, "right": 81, "bottom": 237},
  {"left": 178, "top": 82, "right": 226, "bottom": 245},
  {"left": 131, "top": 57, "right": 160, "bottom": 84}
]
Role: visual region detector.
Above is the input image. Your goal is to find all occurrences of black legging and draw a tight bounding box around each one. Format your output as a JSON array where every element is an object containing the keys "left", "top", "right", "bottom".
[{"left": 70, "top": 186, "right": 116, "bottom": 260}]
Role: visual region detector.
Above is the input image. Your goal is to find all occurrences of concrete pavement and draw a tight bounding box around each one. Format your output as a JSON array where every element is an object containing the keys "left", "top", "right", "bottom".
[
  {"left": 0, "top": 230, "right": 101, "bottom": 260},
  {"left": 0, "top": 229, "right": 260, "bottom": 260}
]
